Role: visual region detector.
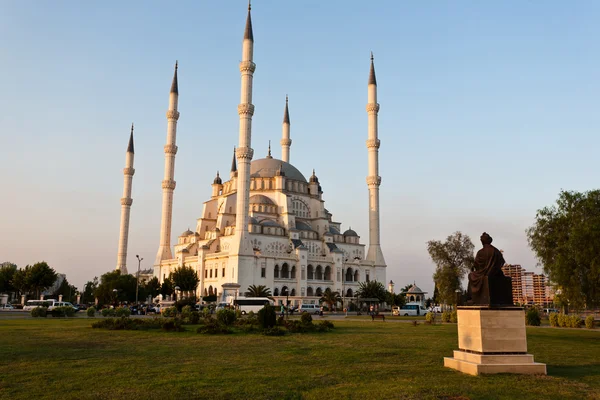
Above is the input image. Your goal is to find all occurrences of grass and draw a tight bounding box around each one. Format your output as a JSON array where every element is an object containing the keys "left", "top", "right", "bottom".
[{"left": 0, "top": 318, "right": 599, "bottom": 400}]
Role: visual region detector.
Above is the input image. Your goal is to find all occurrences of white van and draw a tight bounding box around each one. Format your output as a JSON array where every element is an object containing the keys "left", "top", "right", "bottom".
[
  {"left": 399, "top": 303, "right": 429, "bottom": 316},
  {"left": 23, "top": 299, "right": 57, "bottom": 311},
  {"left": 299, "top": 304, "right": 320, "bottom": 314}
]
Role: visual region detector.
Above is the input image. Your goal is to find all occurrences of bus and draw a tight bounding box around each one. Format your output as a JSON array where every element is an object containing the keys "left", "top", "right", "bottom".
[
  {"left": 23, "top": 299, "right": 57, "bottom": 311},
  {"left": 233, "top": 297, "right": 273, "bottom": 315}
]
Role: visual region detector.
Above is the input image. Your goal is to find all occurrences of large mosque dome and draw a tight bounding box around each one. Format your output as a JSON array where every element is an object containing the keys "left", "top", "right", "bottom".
[{"left": 250, "top": 157, "right": 307, "bottom": 182}]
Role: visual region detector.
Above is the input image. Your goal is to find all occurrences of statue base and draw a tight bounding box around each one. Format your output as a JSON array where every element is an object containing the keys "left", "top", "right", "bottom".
[{"left": 443, "top": 307, "right": 546, "bottom": 376}]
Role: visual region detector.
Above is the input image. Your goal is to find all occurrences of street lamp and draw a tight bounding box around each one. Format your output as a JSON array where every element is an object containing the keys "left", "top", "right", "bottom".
[
  {"left": 135, "top": 254, "right": 143, "bottom": 307},
  {"left": 455, "top": 289, "right": 462, "bottom": 308},
  {"left": 112, "top": 288, "right": 118, "bottom": 307},
  {"left": 174, "top": 286, "right": 181, "bottom": 302}
]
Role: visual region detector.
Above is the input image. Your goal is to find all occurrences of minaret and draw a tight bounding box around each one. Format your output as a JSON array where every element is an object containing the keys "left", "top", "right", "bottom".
[
  {"left": 230, "top": 147, "right": 237, "bottom": 179},
  {"left": 233, "top": 2, "right": 256, "bottom": 255},
  {"left": 116, "top": 124, "right": 135, "bottom": 274},
  {"left": 365, "top": 53, "right": 386, "bottom": 267},
  {"left": 155, "top": 62, "right": 180, "bottom": 267},
  {"left": 280, "top": 95, "right": 291, "bottom": 163}
]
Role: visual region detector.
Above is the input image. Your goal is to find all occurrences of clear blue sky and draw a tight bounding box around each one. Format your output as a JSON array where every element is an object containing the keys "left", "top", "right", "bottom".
[{"left": 1, "top": 1, "right": 598, "bottom": 293}]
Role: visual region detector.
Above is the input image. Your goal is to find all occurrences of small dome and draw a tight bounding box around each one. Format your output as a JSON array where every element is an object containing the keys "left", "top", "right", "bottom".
[
  {"left": 407, "top": 284, "right": 424, "bottom": 294},
  {"left": 343, "top": 228, "right": 358, "bottom": 237},
  {"left": 213, "top": 171, "right": 222, "bottom": 185},
  {"left": 260, "top": 219, "right": 281, "bottom": 227},
  {"left": 180, "top": 229, "right": 194, "bottom": 237},
  {"left": 309, "top": 169, "right": 319, "bottom": 183},
  {"left": 249, "top": 194, "right": 275, "bottom": 205},
  {"left": 295, "top": 221, "right": 313, "bottom": 231}
]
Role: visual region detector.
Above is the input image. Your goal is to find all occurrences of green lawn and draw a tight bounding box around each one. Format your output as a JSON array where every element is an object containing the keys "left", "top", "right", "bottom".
[{"left": 0, "top": 318, "right": 598, "bottom": 400}]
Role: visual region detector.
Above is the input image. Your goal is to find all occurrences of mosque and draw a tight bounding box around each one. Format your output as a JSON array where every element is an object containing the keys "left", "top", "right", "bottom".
[{"left": 115, "top": 4, "right": 387, "bottom": 306}]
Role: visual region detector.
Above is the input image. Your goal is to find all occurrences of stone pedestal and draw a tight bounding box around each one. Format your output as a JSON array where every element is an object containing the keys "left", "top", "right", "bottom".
[{"left": 444, "top": 307, "right": 546, "bottom": 376}]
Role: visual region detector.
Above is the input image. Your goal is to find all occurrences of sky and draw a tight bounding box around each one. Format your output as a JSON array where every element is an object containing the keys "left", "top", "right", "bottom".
[{"left": 1, "top": 1, "right": 599, "bottom": 294}]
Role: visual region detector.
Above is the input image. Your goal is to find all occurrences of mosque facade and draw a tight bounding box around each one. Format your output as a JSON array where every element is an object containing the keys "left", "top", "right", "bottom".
[{"left": 116, "top": 5, "right": 387, "bottom": 306}]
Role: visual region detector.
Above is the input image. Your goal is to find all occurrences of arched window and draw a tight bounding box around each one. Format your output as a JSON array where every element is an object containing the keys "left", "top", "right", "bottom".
[
  {"left": 274, "top": 265, "right": 280, "bottom": 279},
  {"left": 281, "top": 263, "right": 289, "bottom": 279},
  {"left": 290, "top": 288, "right": 296, "bottom": 296},
  {"left": 307, "top": 265, "right": 314, "bottom": 280},
  {"left": 345, "top": 268, "right": 353, "bottom": 282},
  {"left": 316, "top": 287, "right": 323, "bottom": 297},
  {"left": 291, "top": 265, "right": 296, "bottom": 279},
  {"left": 208, "top": 286, "right": 214, "bottom": 296},
  {"left": 346, "top": 288, "right": 353, "bottom": 297},
  {"left": 324, "top": 266, "right": 331, "bottom": 280},
  {"left": 354, "top": 270, "right": 360, "bottom": 282},
  {"left": 410, "top": 295, "right": 415, "bottom": 302},
  {"left": 274, "top": 288, "right": 280, "bottom": 296},
  {"left": 281, "top": 286, "right": 289, "bottom": 296},
  {"left": 316, "top": 265, "right": 323, "bottom": 280},
  {"left": 307, "top": 287, "right": 314, "bottom": 297}
]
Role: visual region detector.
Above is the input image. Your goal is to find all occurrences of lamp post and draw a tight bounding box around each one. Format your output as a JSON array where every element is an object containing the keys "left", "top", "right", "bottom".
[
  {"left": 135, "top": 254, "right": 143, "bottom": 306},
  {"left": 174, "top": 286, "right": 180, "bottom": 303},
  {"left": 455, "top": 289, "right": 462, "bottom": 308},
  {"left": 112, "top": 288, "right": 118, "bottom": 307},
  {"left": 283, "top": 287, "right": 289, "bottom": 320}
]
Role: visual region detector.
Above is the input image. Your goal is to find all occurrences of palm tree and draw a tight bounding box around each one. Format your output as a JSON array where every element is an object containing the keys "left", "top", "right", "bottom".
[
  {"left": 245, "top": 285, "right": 272, "bottom": 297},
  {"left": 320, "top": 288, "right": 341, "bottom": 311}
]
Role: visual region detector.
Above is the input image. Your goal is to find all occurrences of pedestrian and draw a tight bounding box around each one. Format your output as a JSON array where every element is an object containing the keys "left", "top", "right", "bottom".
[{"left": 280, "top": 305, "right": 285, "bottom": 317}]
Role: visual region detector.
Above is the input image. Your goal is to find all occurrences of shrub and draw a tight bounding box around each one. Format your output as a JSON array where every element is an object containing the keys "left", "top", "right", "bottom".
[
  {"left": 317, "top": 320, "right": 334, "bottom": 331},
  {"left": 202, "top": 307, "right": 211, "bottom": 319},
  {"left": 181, "top": 305, "right": 192, "bottom": 319},
  {"left": 86, "top": 307, "right": 96, "bottom": 317},
  {"left": 188, "top": 311, "right": 200, "bottom": 325},
  {"left": 101, "top": 308, "right": 116, "bottom": 317},
  {"left": 425, "top": 312, "right": 436, "bottom": 324},
  {"left": 217, "top": 309, "right": 236, "bottom": 327},
  {"left": 197, "top": 319, "right": 231, "bottom": 334},
  {"left": 450, "top": 311, "right": 458, "bottom": 323},
  {"left": 51, "top": 306, "right": 76, "bottom": 318},
  {"left": 569, "top": 315, "right": 581, "bottom": 328},
  {"left": 585, "top": 315, "right": 594, "bottom": 329},
  {"left": 549, "top": 312, "right": 559, "bottom": 327},
  {"left": 276, "top": 316, "right": 285, "bottom": 326},
  {"left": 235, "top": 309, "right": 242, "bottom": 320},
  {"left": 162, "top": 306, "right": 177, "bottom": 318},
  {"left": 258, "top": 304, "right": 277, "bottom": 329},
  {"left": 284, "top": 320, "right": 309, "bottom": 333},
  {"left": 175, "top": 298, "right": 196, "bottom": 311},
  {"left": 247, "top": 311, "right": 255, "bottom": 319},
  {"left": 115, "top": 307, "right": 131, "bottom": 318},
  {"left": 161, "top": 318, "right": 184, "bottom": 332},
  {"left": 262, "top": 327, "right": 286, "bottom": 336},
  {"left": 525, "top": 308, "right": 541, "bottom": 326},
  {"left": 441, "top": 311, "right": 451, "bottom": 323},
  {"left": 91, "top": 317, "right": 139, "bottom": 330},
  {"left": 558, "top": 313, "right": 568, "bottom": 328},
  {"left": 31, "top": 306, "right": 47, "bottom": 318},
  {"left": 300, "top": 311, "right": 313, "bottom": 325}
]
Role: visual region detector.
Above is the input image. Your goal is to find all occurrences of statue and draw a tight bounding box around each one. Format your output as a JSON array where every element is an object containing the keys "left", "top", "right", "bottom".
[{"left": 467, "top": 232, "right": 513, "bottom": 306}]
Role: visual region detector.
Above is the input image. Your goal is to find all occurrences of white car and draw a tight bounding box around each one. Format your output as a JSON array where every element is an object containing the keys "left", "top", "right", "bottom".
[{"left": 0, "top": 304, "right": 15, "bottom": 310}]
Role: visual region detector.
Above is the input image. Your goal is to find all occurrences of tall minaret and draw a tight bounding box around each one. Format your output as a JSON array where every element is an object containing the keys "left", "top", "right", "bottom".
[
  {"left": 280, "top": 95, "right": 291, "bottom": 163},
  {"left": 116, "top": 124, "right": 135, "bottom": 274},
  {"left": 155, "top": 62, "right": 180, "bottom": 267},
  {"left": 365, "top": 53, "right": 386, "bottom": 267},
  {"left": 233, "top": 2, "right": 256, "bottom": 255}
]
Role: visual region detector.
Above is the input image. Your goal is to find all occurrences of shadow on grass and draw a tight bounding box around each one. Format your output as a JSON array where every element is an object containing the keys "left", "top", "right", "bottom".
[{"left": 547, "top": 364, "right": 600, "bottom": 380}]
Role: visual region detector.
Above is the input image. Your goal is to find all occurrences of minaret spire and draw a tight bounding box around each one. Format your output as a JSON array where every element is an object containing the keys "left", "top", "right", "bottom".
[
  {"left": 365, "top": 53, "right": 386, "bottom": 270},
  {"left": 234, "top": 2, "right": 256, "bottom": 255},
  {"left": 281, "top": 95, "right": 291, "bottom": 163},
  {"left": 267, "top": 140, "right": 272, "bottom": 158},
  {"left": 230, "top": 146, "right": 237, "bottom": 178},
  {"left": 116, "top": 124, "right": 136, "bottom": 274},
  {"left": 155, "top": 62, "right": 181, "bottom": 270}
]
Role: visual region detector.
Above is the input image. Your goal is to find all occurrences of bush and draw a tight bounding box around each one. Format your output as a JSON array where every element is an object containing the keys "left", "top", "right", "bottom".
[
  {"left": 161, "top": 318, "right": 184, "bottom": 332},
  {"left": 585, "top": 315, "right": 594, "bottom": 329},
  {"left": 115, "top": 307, "right": 131, "bottom": 318},
  {"left": 86, "top": 307, "right": 96, "bottom": 317},
  {"left": 247, "top": 310, "right": 255, "bottom": 319},
  {"left": 91, "top": 317, "right": 139, "bottom": 330},
  {"left": 181, "top": 305, "right": 192, "bottom": 319},
  {"left": 316, "top": 320, "right": 334, "bottom": 331},
  {"left": 525, "top": 308, "right": 541, "bottom": 326},
  {"left": 569, "top": 315, "right": 582, "bottom": 328},
  {"left": 51, "top": 306, "right": 76, "bottom": 318},
  {"left": 262, "top": 326, "right": 286, "bottom": 336},
  {"left": 235, "top": 309, "right": 242, "bottom": 320},
  {"left": 284, "top": 320, "right": 309, "bottom": 333},
  {"left": 202, "top": 307, "right": 211, "bottom": 319},
  {"left": 162, "top": 306, "right": 177, "bottom": 318},
  {"left": 549, "top": 312, "right": 559, "bottom": 327},
  {"left": 188, "top": 311, "right": 200, "bottom": 325},
  {"left": 558, "top": 313, "right": 569, "bottom": 328},
  {"left": 450, "top": 311, "right": 458, "bottom": 323},
  {"left": 197, "top": 319, "right": 231, "bottom": 334},
  {"left": 425, "top": 312, "right": 435, "bottom": 324},
  {"left": 300, "top": 311, "right": 313, "bottom": 325},
  {"left": 258, "top": 304, "right": 277, "bottom": 329},
  {"left": 441, "top": 311, "right": 451, "bottom": 323},
  {"left": 175, "top": 298, "right": 196, "bottom": 311},
  {"left": 276, "top": 316, "right": 285, "bottom": 326},
  {"left": 31, "top": 306, "right": 47, "bottom": 318},
  {"left": 101, "top": 308, "right": 116, "bottom": 317},
  {"left": 217, "top": 309, "right": 236, "bottom": 327}
]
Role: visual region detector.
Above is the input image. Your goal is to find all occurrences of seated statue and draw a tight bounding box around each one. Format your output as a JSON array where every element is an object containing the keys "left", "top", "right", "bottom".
[{"left": 467, "top": 232, "right": 513, "bottom": 306}]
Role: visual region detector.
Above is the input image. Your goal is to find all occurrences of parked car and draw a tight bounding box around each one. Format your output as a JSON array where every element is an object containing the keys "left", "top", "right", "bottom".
[
  {"left": 299, "top": 304, "right": 320, "bottom": 315},
  {"left": 0, "top": 304, "right": 15, "bottom": 310},
  {"left": 398, "top": 303, "right": 429, "bottom": 316},
  {"left": 74, "top": 304, "right": 88, "bottom": 311}
]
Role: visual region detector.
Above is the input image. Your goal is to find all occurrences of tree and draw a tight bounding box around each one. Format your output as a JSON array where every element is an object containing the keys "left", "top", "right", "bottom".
[
  {"left": 385, "top": 291, "right": 406, "bottom": 307},
  {"left": 432, "top": 285, "right": 440, "bottom": 304},
  {"left": 0, "top": 262, "right": 17, "bottom": 294},
  {"left": 52, "top": 276, "right": 78, "bottom": 303},
  {"left": 527, "top": 189, "right": 600, "bottom": 309},
  {"left": 12, "top": 262, "right": 58, "bottom": 299},
  {"left": 427, "top": 231, "right": 474, "bottom": 306},
  {"left": 160, "top": 277, "right": 174, "bottom": 298},
  {"left": 245, "top": 285, "right": 271, "bottom": 297},
  {"left": 320, "top": 288, "right": 341, "bottom": 311},
  {"left": 144, "top": 277, "right": 161, "bottom": 299},
  {"left": 82, "top": 277, "right": 99, "bottom": 304},
  {"left": 356, "top": 281, "right": 387, "bottom": 302},
  {"left": 94, "top": 270, "right": 137, "bottom": 305},
  {"left": 170, "top": 266, "right": 200, "bottom": 292}
]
